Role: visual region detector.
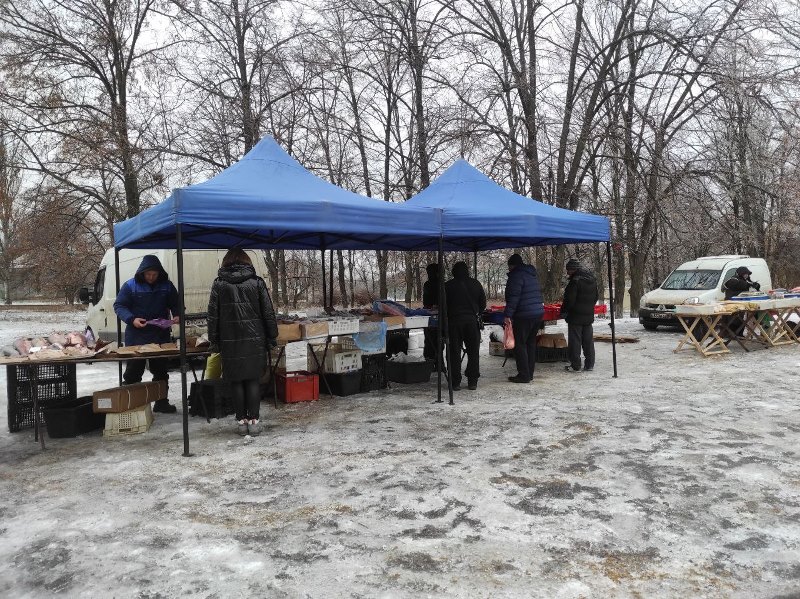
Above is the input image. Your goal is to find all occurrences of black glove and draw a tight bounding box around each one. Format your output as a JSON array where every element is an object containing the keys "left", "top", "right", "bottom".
[
  {"left": 751, "top": 282, "right": 760, "bottom": 291},
  {"left": 268, "top": 338, "right": 278, "bottom": 349}
]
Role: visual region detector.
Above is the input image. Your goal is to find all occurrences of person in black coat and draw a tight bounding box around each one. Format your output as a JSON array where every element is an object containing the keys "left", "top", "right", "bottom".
[
  {"left": 723, "top": 266, "right": 761, "bottom": 300},
  {"left": 207, "top": 249, "right": 278, "bottom": 436},
  {"left": 445, "top": 261, "right": 486, "bottom": 390},
  {"left": 504, "top": 253, "right": 545, "bottom": 383},
  {"left": 561, "top": 259, "right": 599, "bottom": 372},
  {"left": 422, "top": 263, "right": 443, "bottom": 368}
]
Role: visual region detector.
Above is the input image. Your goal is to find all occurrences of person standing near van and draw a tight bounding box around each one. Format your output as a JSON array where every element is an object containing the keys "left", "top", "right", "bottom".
[
  {"left": 723, "top": 266, "right": 761, "bottom": 300},
  {"left": 561, "top": 259, "right": 598, "bottom": 373},
  {"left": 207, "top": 249, "right": 278, "bottom": 436},
  {"left": 445, "top": 261, "right": 486, "bottom": 390},
  {"left": 504, "top": 253, "right": 544, "bottom": 383},
  {"left": 113, "top": 255, "right": 180, "bottom": 413}
]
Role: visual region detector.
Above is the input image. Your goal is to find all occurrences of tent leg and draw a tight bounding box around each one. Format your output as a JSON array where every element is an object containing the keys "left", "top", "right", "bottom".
[
  {"left": 473, "top": 250, "right": 477, "bottom": 278},
  {"left": 329, "top": 248, "right": 334, "bottom": 310},
  {"left": 606, "top": 241, "right": 618, "bottom": 378},
  {"left": 321, "top": 248, "right": 327, "bottom": 311},
  {"left": 115, "top": 248, "right": 123, "bottom": 386},
  {"left": 435, "top": 242, "right": 443, "bottom": 403},
  {"left": 177, "top": 227, "right": 192, "bottom": 456},
  {"left": 439, "top": 238, "right": 454, "bottom": 405}
]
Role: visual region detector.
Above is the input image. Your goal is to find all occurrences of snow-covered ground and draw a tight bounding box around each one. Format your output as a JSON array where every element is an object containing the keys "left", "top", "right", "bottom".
[{"left": 1, "top": 309, "right": 799, "bottom": 598}]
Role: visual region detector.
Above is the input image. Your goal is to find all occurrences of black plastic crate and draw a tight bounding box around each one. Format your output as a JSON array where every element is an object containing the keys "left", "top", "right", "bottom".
[
  {"left": 386, "top": 360, "right": 433, "bottom": 384},
  {"left": 360, "top": 354, "right": 387, "bottom": 392},
  {"left": 43, "top": 396, "right": 105, "bottom": 438},
  {"left": 189, "top": 379, "right": 234, "bottom": 418},
  {"left": 6, "top": 364, "right": 78, "bottom": 433},
  {"left": 324, "top": 371, "right": 362, "bottom": 397},
  {"left": 536, "top": 346, "right": 569, "bottom": 363}
]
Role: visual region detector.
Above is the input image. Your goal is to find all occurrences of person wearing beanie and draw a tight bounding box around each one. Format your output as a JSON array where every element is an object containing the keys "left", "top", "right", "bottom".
[
  {"left": 561, "top": 259, "right": 599, "bottom": 372},
  {"left": 504, "top": 253, "right": 545, "bottom": 383},
  {"left": 444, "top": 261, "right": 486, "bottom": 390},
  {"left": 113, "top": 254, "right": 181, "bottom": 413}
]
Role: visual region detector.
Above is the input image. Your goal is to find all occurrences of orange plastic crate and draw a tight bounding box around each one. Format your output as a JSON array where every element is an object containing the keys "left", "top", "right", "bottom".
[{"left": 276, "top": 371, "right": 319, "bottom": 403}]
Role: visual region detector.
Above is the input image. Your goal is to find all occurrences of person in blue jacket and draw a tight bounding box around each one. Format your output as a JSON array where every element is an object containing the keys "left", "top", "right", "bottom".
[
  {"left": 113, "top": 255, "right": 180, "bottom": 413},
  {"left": 504, "top": 253, "right": 545, "bottom": 383}
]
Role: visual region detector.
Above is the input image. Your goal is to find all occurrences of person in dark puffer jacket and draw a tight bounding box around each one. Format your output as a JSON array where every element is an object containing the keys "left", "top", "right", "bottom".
[
  {"left": 504, "top": 253, "right": 545, "bottom": 383},
  {"left": 445, "top": 261, "right": 486, "bottom": 390},
  {"left": 207, "top": 249, "right": 278, "bottom": 436},
  {"left": 561, "top": 259, "right": 598, "bottom": 372},
  {"left": 113, "top": 254, "right": 180, "bottom": 413}
]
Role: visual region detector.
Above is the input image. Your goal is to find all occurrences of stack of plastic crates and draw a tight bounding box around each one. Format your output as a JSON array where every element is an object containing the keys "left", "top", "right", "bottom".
[{"left": 6, "top": 364, "right": 78, "bottom": 432}]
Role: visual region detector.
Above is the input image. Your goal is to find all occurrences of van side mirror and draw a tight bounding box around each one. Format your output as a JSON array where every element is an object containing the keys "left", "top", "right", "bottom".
[{"left": 78, "top": 287, "right": 93, "bottom": 304}]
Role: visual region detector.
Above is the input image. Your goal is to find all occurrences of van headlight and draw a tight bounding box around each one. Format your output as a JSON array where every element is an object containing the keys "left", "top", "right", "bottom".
[
  {"left": 640, "top": 296, "right": 647, "bottom": 307},
  {"left": 683, "top": 297, "right": 700, "bottom": 304}
]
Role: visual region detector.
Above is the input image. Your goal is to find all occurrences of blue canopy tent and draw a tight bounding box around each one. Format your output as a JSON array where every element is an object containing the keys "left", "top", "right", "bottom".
[
  {"left": 401, "top": 159, "right": 617, "bottom": 403},
  {"left": 114, "top": 136, "right": 441, "bottom": 251},
  {"left": 403, "top": 159, "right": 609, "bottom": 250}
]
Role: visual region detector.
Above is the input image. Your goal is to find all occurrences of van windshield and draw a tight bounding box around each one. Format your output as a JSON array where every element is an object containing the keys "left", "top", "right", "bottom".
[{"left": 661, "top": 269, "right": 720, "bottom": 290}]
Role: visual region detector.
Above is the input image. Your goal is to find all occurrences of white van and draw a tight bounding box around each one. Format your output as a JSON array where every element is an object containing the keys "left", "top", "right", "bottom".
[
  {"left": 80, "top": 249, "right": 270, "bottom": 341},
  {"left": 639, "top": 255, "right": 772, "bottom": 330}
]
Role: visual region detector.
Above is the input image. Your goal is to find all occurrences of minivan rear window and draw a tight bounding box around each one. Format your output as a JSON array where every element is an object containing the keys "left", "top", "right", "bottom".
[{"left": 661, "top": 269, "right": 720, "bottom": 290}]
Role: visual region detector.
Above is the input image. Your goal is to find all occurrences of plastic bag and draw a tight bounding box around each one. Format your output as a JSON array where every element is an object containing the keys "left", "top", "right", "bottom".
[
  {"left": 351, "top": 321, "right": 388, "bottom": 353},
  {"left": 204, "top": 352, "right": 222, "bottom": 379},
  {"left": 503, "top": 321, "right": 515, "bottom": 350}
]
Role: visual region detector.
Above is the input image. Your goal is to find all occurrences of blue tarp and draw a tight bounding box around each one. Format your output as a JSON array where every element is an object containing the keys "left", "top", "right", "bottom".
[
  {"left": 114, "top": 137, "right": 441, "bottom": 250},
  {"left": 403, "top": 160, "right": 609, "bottom": 251}
]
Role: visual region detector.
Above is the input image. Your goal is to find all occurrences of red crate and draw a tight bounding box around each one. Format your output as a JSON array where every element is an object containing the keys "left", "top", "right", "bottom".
[
  {"left": 594, "top": 304, "right": 608, "bottom": 315},
  {"left": 276, "top": 371, "right": 319, "bottom": 403}
]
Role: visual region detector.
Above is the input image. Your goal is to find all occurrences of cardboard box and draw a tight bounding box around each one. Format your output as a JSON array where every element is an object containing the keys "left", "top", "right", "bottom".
[
  {"left": 277, "top": 322, "right": 302, "bottom": 343},
  {"left": 301, "top": 321, "right": 329, "bottom": 339},
  {"left": 489, "top": 341, "right": 506, "bottom": 356},
  {"left": 93, "top": 381, "right": 167, "bottom": 414},
  {"left": 363, "top": 314, "right": 405, "bottom": 329},
  {"left": 537, "top": 333, "right": 566, "bottom": 349}
]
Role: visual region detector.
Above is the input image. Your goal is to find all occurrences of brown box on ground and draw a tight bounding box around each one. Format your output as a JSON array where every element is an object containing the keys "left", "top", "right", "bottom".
[
  {"left": 489, "top": 341, "right": 506, "bottom": 356},
  {"left": 538, "top": 333, "right": 566, "bottom": 348},
  {"left": 93, "top": 381, "right": 167, "bottom": 413},
  {"left": 301, "top": 321, "right": 329, "bottom": 339},
  {"left": 277, "top": 322, "right": 302, "bottom": 342}
]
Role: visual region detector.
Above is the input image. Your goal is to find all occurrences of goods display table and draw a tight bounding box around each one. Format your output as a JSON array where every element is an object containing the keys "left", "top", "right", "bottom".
[
  {"left": 674, "top": 298, "right": 800, "bottom": 357},
  {"left": 3, "top": 349, "right": 210, "bottom": 449}
]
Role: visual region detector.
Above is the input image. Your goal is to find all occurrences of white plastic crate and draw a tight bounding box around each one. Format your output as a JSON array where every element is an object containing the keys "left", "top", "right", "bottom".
[
  {"left": 104, "top": 403, "right": 153, "bottom": 437},
  {"left": 307, "top": 343, "right": 363, "bottom": 374},
  {"left": 326, "top": 318, "right": 360, "bottom": 336},
  {"left": 403, "top": 315, "right": 429, "bottom": 329}
]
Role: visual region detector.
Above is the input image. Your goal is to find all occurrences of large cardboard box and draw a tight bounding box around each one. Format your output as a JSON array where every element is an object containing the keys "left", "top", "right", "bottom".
[
  {"left": 277, "top": 322, "right": 302, "bottom": 343},
  {"left": 93, "top": 381, "right": 167, "bottom": 414}
]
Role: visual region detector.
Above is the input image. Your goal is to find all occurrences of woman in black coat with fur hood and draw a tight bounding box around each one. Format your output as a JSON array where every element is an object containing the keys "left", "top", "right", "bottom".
[{"left": 207, "top": 249, "right": 278, "bottom": 436}]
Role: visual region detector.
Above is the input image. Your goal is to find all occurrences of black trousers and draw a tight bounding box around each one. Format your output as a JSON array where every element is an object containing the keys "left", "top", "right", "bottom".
[
  {"left": 423, "top": 327, "right": 444, "bottom": 369},
  {"left": 567, "top": 323, "right": 595, "bottom": 370},
  {"left": 231, "top": 378, "right": 261, "bottom": 421},
  {"left": 448, "top": 318, "right": 481, "bottom": 386},
  {"left": 123, "top": 358, "right": 169, "bottom": 386},
  {"left": 512, "top": 318, "right": 541, "bottom": 381}
]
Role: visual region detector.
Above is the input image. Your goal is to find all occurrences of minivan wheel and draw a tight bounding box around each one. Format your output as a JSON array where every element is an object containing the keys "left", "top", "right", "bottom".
[{"left": 643, "top": 323, "right": 658, "bottom": 331}]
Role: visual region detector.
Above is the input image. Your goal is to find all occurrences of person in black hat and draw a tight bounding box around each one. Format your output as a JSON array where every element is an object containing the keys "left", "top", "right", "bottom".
[
  {"left": 504, "top": 253, "right": 544, "bottom": 383},
  {"left": 561, "top": 259, "right": 598, "bottom": 372},
  {"left": 723, "top": 266, "right": 761, "bottom": 300},
  {"left": 445, "top": 261, "right": 486, "bottom": 390}
]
